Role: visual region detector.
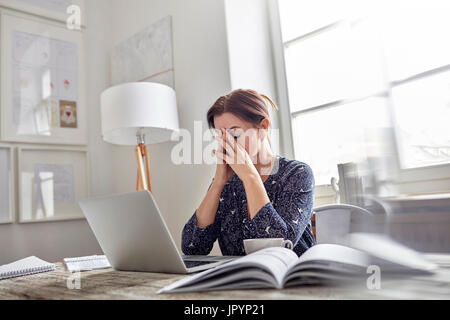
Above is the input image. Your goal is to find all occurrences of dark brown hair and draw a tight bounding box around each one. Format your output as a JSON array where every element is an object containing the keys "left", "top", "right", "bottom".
[{"left": 207, "top": 89, "right": 278, "bottom": 129}]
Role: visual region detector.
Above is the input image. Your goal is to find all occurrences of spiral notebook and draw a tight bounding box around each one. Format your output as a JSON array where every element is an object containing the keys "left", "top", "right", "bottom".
[{"left": 0, "top": 256, "right": 55, "bottom": 280}]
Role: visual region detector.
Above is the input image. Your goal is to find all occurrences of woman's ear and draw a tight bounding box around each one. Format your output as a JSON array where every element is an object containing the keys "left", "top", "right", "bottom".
[
  {"left": 259, "top": 118, "right": 270, "bottom": 130},
  {"left": 258, "top": 119, "right": 270, "bottom": 139}
]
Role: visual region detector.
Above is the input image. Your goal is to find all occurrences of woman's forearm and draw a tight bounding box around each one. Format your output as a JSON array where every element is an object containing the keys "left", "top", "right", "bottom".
[
  {"left": 195, "top": 180, "right": 226, "bottom": 228},
  {"left": 242, "top": 173, "right": 270, "bottom": 219}
]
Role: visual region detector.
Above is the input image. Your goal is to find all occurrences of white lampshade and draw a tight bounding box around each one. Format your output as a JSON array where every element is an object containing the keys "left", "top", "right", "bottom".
[{"left": 100, "top": 82, "right": 179, "bottom": 145}]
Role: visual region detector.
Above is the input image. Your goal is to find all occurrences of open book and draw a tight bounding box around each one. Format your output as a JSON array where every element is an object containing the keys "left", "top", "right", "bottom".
[{"left": 158, "top": 233, "right": 438, "bottom": 293}]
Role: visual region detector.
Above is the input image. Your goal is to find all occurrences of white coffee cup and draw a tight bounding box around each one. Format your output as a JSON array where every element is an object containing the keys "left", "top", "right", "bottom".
[{"left": 243, "top": 238, "right": 294, "bottom": 255}]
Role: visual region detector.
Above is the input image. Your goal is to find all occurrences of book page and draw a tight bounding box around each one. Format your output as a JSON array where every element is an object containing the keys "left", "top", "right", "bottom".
[
  {"left": 347, "top": 233, "right": 438, "bottom": 272},
  {"left": 158, "top": 247, "right": 298, "bottom": 293},
  {"left": 234, "top": 247, "right": 299, "bottom": 286},
  {"left": 283, "top": 244, "right": 371, "bottom": 286},
  {"left": 289, "top": 243, "right": 371, "bottom": 270},
  {"left": 166, "top": 270, "right": 277, "bottom": 293}
]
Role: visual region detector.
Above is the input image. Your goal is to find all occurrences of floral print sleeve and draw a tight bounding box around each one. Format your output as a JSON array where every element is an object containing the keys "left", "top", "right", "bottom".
[{"left": 181, "top": 180, "right": 225, "bottom": 255}]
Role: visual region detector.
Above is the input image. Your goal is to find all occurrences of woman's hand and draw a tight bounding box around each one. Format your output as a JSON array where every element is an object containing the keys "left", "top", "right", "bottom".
[
  {"left": 212, "top": 130, "right": 234, "bottom": 186},
  {"left": 216, "top": 128, "right": 260, "bottom": 184}
]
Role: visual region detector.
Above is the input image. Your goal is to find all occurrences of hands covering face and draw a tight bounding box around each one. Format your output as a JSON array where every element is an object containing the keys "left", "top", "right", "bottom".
[{"left": 214, "top": 128, "right": 259, "bottom": 181}]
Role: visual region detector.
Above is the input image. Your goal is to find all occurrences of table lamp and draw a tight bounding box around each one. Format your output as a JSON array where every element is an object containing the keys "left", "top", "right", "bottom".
[{"left": 100, "top": 82, "right": 179, "bottom": 192}]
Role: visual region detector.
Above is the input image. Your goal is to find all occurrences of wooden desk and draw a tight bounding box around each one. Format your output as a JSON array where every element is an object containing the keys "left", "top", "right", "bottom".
[{"left": 0, "top": 262, "right": 449, "bottom": 299}]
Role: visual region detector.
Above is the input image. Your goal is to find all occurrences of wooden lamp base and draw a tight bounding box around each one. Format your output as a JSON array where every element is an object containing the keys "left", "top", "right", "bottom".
[{"left": 135, "top": 143, "right": 152, "bottom": 192}]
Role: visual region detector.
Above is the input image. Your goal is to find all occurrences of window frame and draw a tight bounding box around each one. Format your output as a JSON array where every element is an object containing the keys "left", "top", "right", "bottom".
[{"left": 267, "top": 0, "right": 450, "bottom": 195}]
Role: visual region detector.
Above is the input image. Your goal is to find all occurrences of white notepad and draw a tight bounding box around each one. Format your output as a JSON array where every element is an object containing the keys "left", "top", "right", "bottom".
[
  {"left": 0, "top": 256, "right": 55, "bottom": 280},
  {"left": 64, "top": 255, "right": 111, "bottom": 272}
]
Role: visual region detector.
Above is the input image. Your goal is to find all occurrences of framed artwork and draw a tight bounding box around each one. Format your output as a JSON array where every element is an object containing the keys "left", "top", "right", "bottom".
[
  {"left": 0, "top": 144, "right": 15, "bottom": 224},
  {"left": 0, "top": 0, "right": 87, "bottom": 27},
  {"left": 17, "top": 146, "right": 90, "bottom": 223},
  {"left": 0, "top": 10, "right": 87, "bottom": 145},
  {"left": 110, "top": 15, "right": 174, "bottom": 88}
]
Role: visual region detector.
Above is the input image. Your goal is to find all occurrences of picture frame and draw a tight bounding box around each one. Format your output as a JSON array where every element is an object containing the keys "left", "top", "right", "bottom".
[
  {"left": 0, "top": 144, "right": 15, "bottom": 224},
  {"left": 17, "top": 145, "right": 90, "bottom": 223},
  {"left": 0, "top": 9, "right": 87, "bottom": 145},
  {"left": 110, "top": 15, "right": 174, "bottom": 88},
  {"left": 0, "top": 0, "right": 87, "bottom": 28}
]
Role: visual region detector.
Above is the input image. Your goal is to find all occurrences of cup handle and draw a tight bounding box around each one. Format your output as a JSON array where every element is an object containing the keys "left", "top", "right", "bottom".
[{"left": 283, "top": 239, "right": 293, "bottom": 250}]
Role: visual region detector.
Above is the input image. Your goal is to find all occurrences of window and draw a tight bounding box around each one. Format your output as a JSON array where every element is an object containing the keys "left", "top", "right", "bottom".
[{"left": 276, "top": 0, "right": 450, "bottom": 187}]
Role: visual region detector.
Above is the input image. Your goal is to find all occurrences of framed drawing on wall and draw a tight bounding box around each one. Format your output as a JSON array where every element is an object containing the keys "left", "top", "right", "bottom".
[
  {"left": 0, "top": 144, "right": 15, "bottom": 224},
  {"left": 110, "top": 15, "right": 174, "bottom": 88},
  {"left": 17, "top": 146, "right": 90, "bottom": 223},
  {"left": 0, "top": 0, "right": 87, "bottom": 27},
  {"left": 0, "top": 10, "right": 87, "bottom": 145}
]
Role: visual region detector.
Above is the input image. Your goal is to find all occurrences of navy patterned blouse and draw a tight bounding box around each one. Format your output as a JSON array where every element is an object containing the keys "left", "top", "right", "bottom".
[{"left": 181, "top": 155, "right": 316, "bottom": 257}]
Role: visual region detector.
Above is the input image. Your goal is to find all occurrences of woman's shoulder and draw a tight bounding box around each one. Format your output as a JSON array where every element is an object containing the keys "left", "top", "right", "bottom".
[
  {"left": 276, "top": 156, "right": 314, "bottom": 189},
  {"left": 277, "top": 156, "right": 313, "bottom": 177}
]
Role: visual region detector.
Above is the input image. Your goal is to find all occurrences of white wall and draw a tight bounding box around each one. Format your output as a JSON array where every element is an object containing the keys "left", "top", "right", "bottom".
[
  {"left": 224, "top": 0, "right": 282, "bottom": 155},
  {"left": 1, "top": 0, "right": 283, "bottom": 263},
  {"left": 0, "top": 0, "right": 113, "bottom": 265}
]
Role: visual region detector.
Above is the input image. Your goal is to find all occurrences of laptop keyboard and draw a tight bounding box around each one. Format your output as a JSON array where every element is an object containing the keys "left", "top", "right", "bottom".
[{"left": 183, "top": 260, "right": 217, "bottom": 268}]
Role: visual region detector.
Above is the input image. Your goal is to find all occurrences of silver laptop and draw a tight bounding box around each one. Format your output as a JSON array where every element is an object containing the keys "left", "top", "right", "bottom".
[{"left": 79, "top": 190, "right": 236, "bottom": 274}]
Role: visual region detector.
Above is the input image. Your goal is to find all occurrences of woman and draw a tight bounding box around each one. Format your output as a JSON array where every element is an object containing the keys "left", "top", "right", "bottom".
[{"left": 182, "top": 89, "right": 315, "bottom": 257}]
